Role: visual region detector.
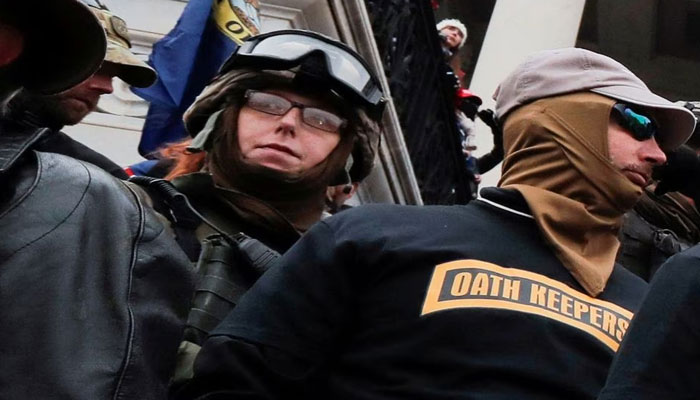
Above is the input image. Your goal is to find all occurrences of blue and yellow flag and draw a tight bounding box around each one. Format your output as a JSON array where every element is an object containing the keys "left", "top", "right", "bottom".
[{"left": 132, "top": 0, "right": 261, "bottom": 156}]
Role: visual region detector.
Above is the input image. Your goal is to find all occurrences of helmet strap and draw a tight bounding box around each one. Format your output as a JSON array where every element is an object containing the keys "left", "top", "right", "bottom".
[
  {"left": 187, "top": 109, "right": 224, "bottom": 153},
  {"left": 330, "top": 153, "right": 354, "bottom": 186}
]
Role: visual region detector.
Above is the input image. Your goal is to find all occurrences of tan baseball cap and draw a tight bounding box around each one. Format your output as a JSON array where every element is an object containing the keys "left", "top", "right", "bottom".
[
  {"left": 88, "top": 6, "right": 156, "bottom": 88},
  {"left": 1, "top": 0, "right": 107, "bottom": 94},
  {"left": 493, "top": 47, "right": 697, "bottom": 151}
]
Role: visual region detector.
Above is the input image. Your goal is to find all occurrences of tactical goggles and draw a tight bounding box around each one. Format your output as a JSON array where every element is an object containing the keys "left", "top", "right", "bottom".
[
  {"left": 612, "top": 103, "right": 658, "bottom": 141},
  {"left": 220, "top": 30, "right": 385, "bottom": 115},
  {"left": 244, "top": 90, "right": 347, "bottom": 132}
]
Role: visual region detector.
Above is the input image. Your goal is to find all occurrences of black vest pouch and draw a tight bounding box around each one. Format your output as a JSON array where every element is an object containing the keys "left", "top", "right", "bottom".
[
  {"left": 185, "top": 234, "right": 254, "bottom": 344},
  {"left": 184, "top": 232, "right": 281, "bottom": 345}
]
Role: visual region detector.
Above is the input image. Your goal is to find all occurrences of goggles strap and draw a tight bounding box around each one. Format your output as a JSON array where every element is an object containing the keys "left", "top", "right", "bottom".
[{"left": 292, "top": 51, "right": 334, "bottom": 88}]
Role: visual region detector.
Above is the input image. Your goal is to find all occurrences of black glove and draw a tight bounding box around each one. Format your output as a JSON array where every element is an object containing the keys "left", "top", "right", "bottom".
[
  {"left": 653, "top": 145, "right": 700, "bottom": 202},
  {"left": 477, "top": 109, "right": 503, "bottom": 156},
  {"left": 475, "top": 109, "right": 504, "bottom": 174},
  {"left": 457, "top": 100, "right": 479, "bottom": 120}
]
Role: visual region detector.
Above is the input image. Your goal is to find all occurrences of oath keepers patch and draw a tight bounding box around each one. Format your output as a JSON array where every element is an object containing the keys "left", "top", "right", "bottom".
[{"left": 421, "top": 260, "right": 634, "bottom": 351}]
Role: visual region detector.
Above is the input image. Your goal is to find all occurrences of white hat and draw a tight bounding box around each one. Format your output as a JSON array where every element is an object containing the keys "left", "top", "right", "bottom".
[{"left": 436, "top": 19, "right": 468, "bottom": 48}]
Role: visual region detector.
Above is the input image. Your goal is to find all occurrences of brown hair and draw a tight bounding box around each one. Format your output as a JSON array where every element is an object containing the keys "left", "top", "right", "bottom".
[{"left": 160, "top": 139, "right": 206, "bottom": 180}]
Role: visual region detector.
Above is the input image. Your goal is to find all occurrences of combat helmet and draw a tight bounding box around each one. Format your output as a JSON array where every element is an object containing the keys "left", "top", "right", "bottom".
[{"left": 184, "top": 29, "right": 386, "bottom": 183}]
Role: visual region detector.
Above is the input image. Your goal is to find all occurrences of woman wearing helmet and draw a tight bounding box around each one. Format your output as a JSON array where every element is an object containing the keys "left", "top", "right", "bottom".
[
  {"left": 173, "top": 66, "right": 380, "bottom": 249},
  {"left": 163, "top": 30, "right": 384, "bottom": 248},
  {"left": 140, "top": 30, "right": 386, "bottom": 386}
]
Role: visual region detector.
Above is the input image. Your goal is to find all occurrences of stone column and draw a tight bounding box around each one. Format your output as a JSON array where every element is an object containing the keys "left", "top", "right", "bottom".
[{"left": 469, "top": 0, "right": 586, "bottom": 188}]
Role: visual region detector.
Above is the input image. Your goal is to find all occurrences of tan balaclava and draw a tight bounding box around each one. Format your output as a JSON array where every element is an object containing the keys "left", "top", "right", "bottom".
[{"left": 499, "top": 92, "right": 642, "bottom": 296}]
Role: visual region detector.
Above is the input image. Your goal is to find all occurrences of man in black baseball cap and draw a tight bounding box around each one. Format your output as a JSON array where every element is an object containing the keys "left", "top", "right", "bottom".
[
  {"left": 1, "top": 0, "right": 106, "bottom": 174},
  {"left": 0, "top": 1, "right": 193, "bottom": 399},
  {"left": 2, "top": 1, "right": 157, "bottom": 179}
]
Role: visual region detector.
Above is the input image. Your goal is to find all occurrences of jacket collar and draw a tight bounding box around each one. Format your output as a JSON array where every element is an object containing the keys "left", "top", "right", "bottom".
[
  {"left": 0, "top": 118, "right": 50, "bottom": 175},
  {"left": 478, "top": 187, "right": 533, "bottom": 219}
]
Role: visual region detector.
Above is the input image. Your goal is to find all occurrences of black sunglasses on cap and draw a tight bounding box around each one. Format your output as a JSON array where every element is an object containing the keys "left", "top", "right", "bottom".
[{"left": 612, "top": 103, "right": 658, "bottom": 141}]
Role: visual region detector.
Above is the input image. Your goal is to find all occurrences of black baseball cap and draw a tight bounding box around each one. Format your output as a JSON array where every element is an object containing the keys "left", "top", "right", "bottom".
[{"left": 1, "top": 0, "right": 107, "bottom": 94}]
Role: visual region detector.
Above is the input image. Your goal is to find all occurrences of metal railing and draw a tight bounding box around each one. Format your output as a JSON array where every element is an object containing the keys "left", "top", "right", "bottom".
[{"left": 364, "top": 0, "right": 471, "bottom": 204}]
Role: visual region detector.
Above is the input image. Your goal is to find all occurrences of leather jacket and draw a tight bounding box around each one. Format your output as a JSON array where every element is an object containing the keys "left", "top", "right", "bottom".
[{"left": 0, "top": 119, "right": 194, "bottom": 399}]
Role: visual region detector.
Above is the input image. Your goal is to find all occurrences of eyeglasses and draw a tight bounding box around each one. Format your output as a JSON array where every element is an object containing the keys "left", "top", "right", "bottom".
[
  {"left": 612, "top": 103, "right": 658, "bottom": 141},
  {"left": 244, "top": 90, "right": 347, "bottom": 133},
  {"left": 220, "top": 30, "right": 385, "bottom": 116}
]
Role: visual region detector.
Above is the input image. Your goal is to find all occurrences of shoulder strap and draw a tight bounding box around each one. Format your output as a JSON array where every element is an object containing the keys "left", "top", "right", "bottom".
[
  {"left": 129, "top": 176, "right": 202, "bottom": 260},
  {"left": 128, "top": 176, "right": 281, "bottom": 271},
  {"left": 129, "top": 176, "right": 200, "bottom": 227}
]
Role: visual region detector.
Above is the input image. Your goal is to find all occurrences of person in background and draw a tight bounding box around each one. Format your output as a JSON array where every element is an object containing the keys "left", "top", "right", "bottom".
[
  {"left": 175, "top": 48, "right": 695, "bottom": 400},
  {"left": 325, "top": 182, "right": 359, "bottom": 214},
  {"left": 436, "top": 18, "right": 470, "bottom": 139},
  {"left": 453, "top": 89, "right": 504, "bottom": 198},
  {"left": 437, "top": 19, "right": 480, "bottom": 199},
  {"left": 436, "top": 18, "right": 502, "bottom": 200},
  {"left": 437, "top": 18, "right": 467, "bottom": 65},
  {"left": 129, "top": 30, "right": 385, "bottom": 390},
  {"left": 616, "top": 101, "right": 700, "bottom": 281},
  {"left": 2, "top": 0, "right": 156, "bottom": 179},
  {"left": 0, "top": 1, "right": 193, "bottom": 398}
]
